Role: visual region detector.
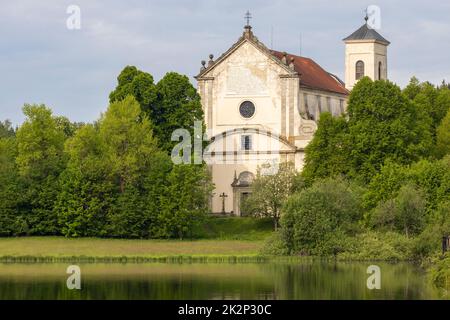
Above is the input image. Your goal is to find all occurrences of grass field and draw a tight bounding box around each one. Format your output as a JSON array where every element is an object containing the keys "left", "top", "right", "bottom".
[{"left": 0, "top": 217, "right": 274, "bottom": 262}]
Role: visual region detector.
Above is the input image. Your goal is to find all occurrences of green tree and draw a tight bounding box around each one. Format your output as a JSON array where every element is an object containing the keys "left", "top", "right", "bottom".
[
  {"left": 280, "top": 178, "right": 362, "bottom": 255},
  {"left": 55, "top": 124, "right": 114, "bottom": 237},
  {"left": 153, "top": 72, "right": 204, "bottom": 153},
  {"left": 99, "top": 95, "right": 159, "bottom": 193},
  {"left": 347, "top": 77, "right": 433, "bottom": 182},
  {"left": 436, "top": 108, "right": 450, "bottom": 158},
  {"left": 14, "top": 105, "right": 66, "bottom": 235},
  {"left": 16, "top": 105, "right": 66, "bottom": 179},
  {"left": 241, "top": 162, "right": 300, "bottom": 231},
  {"left": 109, "top": 66, "right": 157, "bottom": 115},
  {"left": 54, "top": 116, "right": 84, "bottom": 138},
  {"left": 155, "top": 164, "right": 213, "bottom": 239},
  {"left": 57, "top": 96, "right": 162, "bottom": 237},
  {"left": 0, "top": 137, "right": 23, "bottom": 236},
  {"left": 403, "top": 76, "right": 421, "bottom": 100},
  {"left": 364, "top": 157, "right": 450, "bottom": 214},
  {"left": 0, "top": 120, "right": 15, "bottom": 138},
  {"left": 110, "top": 68, "right": 204, "bottom": 154},
  {"left": 372, "top": 183, "right": 426, "bottom": 237},
  {"left": 302, "top": 113, "right": 350, "bottom": 183},
  {"left": 363, "top": 160, "right": 408, "bottom": 210},
  {"left": 404, "top": 78, "right": 450, "bottom": 138},
  {"left": 434, "top": 87, "right": 450, "bottom": 129}
]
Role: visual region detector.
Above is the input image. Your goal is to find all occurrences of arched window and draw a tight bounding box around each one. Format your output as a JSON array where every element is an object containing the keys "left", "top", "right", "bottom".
[
  {"left": 355, "top": 60, "right": 365, "bottom": 80},
  {"left": 378, "top": 62, "right": 382, "bottom": 80}
]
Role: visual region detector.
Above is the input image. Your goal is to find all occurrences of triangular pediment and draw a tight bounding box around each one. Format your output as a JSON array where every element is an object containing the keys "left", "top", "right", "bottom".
[{"left": 196, "top": 27, "right": 295, "bottom": 79}]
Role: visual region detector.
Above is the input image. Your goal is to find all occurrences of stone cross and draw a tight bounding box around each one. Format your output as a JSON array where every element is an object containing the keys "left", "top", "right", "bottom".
[{"left": 219, "top": 192, "right": 228, "bottom": 214}]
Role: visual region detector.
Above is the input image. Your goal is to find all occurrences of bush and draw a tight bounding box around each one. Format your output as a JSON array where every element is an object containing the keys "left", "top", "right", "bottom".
[
  {"left": 280, "top": 178, "right": 362, "bottom": 256},
  {"left": 413, "top": 201, "right": 450, "bottom": 258},
  {"left": 371, "top": 183, "right": 427, "bottom": 237},
  {"left": 338, "top": 231, "right": 414, "bottom": 261},
  {"left": 430, "top": 255, "right": 450, "bottom": 289},
  {"left": 365, "top": 156, "right": 450, "bottom": 214},
  {"left": 260, "top": 232, "right": 291, "bottom": 256}
]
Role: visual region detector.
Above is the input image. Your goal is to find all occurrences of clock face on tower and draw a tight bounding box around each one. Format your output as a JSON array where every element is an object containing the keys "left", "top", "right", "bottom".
[{"left": 239, "top": 101, "right": 255, "bottom": 118}]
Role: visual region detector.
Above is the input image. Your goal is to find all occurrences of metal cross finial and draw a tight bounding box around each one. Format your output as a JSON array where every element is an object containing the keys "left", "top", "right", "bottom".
[{"left": 245, "top": 10, "right": 252, "bottom": 27}]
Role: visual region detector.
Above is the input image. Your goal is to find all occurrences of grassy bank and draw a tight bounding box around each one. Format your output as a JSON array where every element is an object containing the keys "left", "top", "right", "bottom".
[
  {"left": 0, "top": 217, "right": 274, "bottom": 262},
  {"left": 0, "top": 237, "right": 267, "bottom": 262}
]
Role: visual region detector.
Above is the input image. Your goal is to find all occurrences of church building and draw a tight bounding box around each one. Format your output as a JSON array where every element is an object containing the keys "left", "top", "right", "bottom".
[{"left": 196, "top": 14, "right": 390, "bottom": 215}]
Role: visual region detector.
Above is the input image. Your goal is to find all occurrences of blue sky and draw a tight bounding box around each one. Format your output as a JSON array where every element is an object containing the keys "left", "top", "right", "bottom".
[{"left": 1, "top": 0, "right": 450, "bottom": 125}]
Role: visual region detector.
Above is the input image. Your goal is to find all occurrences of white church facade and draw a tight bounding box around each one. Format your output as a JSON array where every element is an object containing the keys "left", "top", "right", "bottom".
[{"left": 196, "top": 15, "right": 390, "bottom": 215}]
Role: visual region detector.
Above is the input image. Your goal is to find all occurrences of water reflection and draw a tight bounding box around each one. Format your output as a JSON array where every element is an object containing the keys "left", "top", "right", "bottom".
[{"left": 0, "top": 261, "right": 445, "bottom": 300}]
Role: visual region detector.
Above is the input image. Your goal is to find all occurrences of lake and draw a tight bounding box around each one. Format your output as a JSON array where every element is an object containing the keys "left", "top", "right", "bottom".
[{"left": 0, "top": 261, "right": 446, "bottom": 300}]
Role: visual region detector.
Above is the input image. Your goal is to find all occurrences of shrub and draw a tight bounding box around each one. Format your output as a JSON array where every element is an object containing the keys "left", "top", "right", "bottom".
[
  {"left": 280, "top": 178, "right": 362, "bottom": 256},
  {"left": 372, "top": 183, "right": 427, "bottom": 237},
  {"left": 413, "top": 201, "right": 450, "bottom": 258},
  {"left": 260, "top": 232, "right": 291, "bottom": 256},
  {"left": 430, "top": 255, "right": 450, "bottom": 289},
  {"left": 338, "top": 231, "right": 414, "bottom": 261}
]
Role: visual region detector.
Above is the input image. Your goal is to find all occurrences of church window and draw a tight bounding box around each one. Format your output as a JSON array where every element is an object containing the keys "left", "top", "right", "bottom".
[
  {"left": 239, "top": 101, "right": 255, "bottom": 118},
  {"left": 326, "top": 97, "right": 331, "bottom": 113},
  {"left": 378, "top": 62, "right": 382, "bottom": 80},
  {"left": 356, "top": 60, "right": 365, "bottom": 80},
  {"left": 241, "top": 135, "right": 252, "bottom": 151}
]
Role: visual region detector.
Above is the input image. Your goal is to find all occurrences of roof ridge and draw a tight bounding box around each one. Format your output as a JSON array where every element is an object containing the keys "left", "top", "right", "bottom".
[{"left": 270, "top": 50, "right": 349, "bottom": 95}]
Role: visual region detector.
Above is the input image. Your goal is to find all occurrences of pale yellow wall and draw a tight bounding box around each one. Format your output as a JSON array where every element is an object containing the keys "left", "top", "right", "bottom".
[
  {"left": 198, "top": 38, "right": 348, "bottom": 214},
  {"left": 344, "top": 40, "right": 388, "bottom": 90},
  {"left": 201, "top": 41, "right": 290, "bottom": 138}
]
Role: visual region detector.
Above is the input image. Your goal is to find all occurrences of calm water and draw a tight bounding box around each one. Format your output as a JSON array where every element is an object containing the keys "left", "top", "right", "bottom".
[{"left": 0, "top": 261, "right": 446, "bottom": 300}]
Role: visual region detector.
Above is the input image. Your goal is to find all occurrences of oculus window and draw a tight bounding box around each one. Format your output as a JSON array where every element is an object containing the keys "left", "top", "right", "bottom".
[{"left": 239, "top": 101, "right": 255, "bottom": 118}]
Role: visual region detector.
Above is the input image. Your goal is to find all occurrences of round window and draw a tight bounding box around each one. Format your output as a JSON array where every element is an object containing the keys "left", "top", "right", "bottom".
[{"left": 239, "top": 101, "right": 255, "bottom": 118}]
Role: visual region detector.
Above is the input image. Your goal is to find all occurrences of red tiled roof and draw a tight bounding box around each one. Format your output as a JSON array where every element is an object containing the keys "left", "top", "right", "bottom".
[{"left": 270, "top": 50, "right": 349, "bottom": 95}]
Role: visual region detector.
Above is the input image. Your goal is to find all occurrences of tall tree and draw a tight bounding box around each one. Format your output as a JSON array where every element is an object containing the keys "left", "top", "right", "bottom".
[
  {"left": 15, "top": 105, "right": 66, "bottom": 234},
  {"left": 153, "top": 72, "right": 204, "bottom": 153},
  {"left": 0, "top": 136, "right": 22, "bottom": 236},
  {"left": 109, "top": 66, "right": 157, "bottom": 115},
  {"left": 99, "top": 95, "right": 159, "bottom": 193},
  {"left": 302, "top": 112, "right": 350, "bottom": 184},
  {"left": 347, "top": 77, "right": 433, "bottom": 182},
  {"left": 156, "top": 164, "right": 212, "bottom": 239},
  {"left": 57, "top": 96, "right": 162, "bottom": 237},
  {"left": 404, "top": 78, "right": 450, "bottom": 134},
  {"left": 110, "top": 67, "right": 204, "bottom": 155}
]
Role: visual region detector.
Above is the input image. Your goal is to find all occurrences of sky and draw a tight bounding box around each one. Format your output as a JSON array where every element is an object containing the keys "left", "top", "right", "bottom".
[{"left": 1, "top": 0, "right": 450, "bottom": 125}]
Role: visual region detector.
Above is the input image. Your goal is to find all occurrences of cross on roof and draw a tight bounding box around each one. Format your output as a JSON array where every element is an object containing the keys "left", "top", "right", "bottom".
[{"left": 245, "top": 10, "right": 252, "bottom": 27}]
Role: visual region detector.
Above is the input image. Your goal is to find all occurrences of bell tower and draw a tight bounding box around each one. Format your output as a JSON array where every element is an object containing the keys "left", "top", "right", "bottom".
[{"left": 343, "top": 15, "right": 390, "bottom": 90}]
